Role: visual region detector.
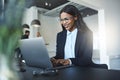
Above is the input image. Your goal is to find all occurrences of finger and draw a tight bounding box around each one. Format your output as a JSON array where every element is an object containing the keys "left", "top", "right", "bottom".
[
  {"left": 59, "top": 59, "right": 65, "bottom": 63},
  {"left": 63, "top": 60, "right": 70, "bottom": 65},
  {"left": 50, "top": 58, "right": 56, "bottom": 61}
]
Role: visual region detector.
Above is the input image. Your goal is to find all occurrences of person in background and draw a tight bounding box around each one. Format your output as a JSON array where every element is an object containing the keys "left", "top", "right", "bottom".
[
  {"left": 22, "top": 24, "right": 30, "bottom": 33},
  {"left": 51, "top": 5, "right": 93, "bottom": 67},
  {"left": 21, "top": 30, "right": 30, "bottom": 39},
  {"left": 36, "top": 32, "right": 41, "bottom": 37},
  {"left": 15, "top": 24, "right": 30, "bottom": 72}
]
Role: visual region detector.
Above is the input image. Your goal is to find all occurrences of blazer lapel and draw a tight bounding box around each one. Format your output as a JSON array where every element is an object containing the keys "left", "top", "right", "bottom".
[
  {"left": 62, "top": 30, "right": 67, "bottom": 48},
  {"left": 61, "top": 30, "right": 67, "bottom": 58}
]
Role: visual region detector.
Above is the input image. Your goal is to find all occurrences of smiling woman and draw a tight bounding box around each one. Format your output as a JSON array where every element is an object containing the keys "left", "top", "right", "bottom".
[{"left": 51, "top": 5, "right": 93, "bottom": 67}]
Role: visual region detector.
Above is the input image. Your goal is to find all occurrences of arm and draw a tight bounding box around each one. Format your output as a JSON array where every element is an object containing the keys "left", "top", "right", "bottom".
[{"left": 51, "top": 31, "right": 68, "bottom": 67}]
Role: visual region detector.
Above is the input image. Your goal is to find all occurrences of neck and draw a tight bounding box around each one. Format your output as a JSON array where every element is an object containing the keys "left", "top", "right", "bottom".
[{"left": 69, "top": 26, "right": 76, "bottom": 32}]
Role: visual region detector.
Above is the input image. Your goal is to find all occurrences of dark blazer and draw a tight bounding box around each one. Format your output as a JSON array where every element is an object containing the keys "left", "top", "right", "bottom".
[
  {"left": 21, "top": 35, "right": 29, "bottom": 39},
  {"left": 54, "top": 29, "right": 93, "bottom": 66}
]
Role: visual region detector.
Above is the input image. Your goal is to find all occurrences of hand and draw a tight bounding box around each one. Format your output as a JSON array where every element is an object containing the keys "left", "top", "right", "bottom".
[
  {"left": 50, "top": 58, "right": 58, "bottom": 67},
  {"left": 50, "top": 58, "right": 70, "bottom": 67},
  {"left": 56, "top": 59, "right": 70, "bottom": 66},
  {"left": 50, "top": 58, "right": 63, "bottom": 67},
  {"left": 62, "top": 59, "right": 70, "bottom": 65}
]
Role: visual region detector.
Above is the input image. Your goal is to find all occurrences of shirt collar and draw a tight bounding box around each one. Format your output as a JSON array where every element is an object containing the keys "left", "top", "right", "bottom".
[{"left": 67, "top": 28, "right": 77, "bottom": 36}]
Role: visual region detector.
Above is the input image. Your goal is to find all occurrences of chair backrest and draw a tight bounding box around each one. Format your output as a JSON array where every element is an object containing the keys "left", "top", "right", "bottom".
[{"left": 90, "top": 63, "right": 108, "bottom": 69}]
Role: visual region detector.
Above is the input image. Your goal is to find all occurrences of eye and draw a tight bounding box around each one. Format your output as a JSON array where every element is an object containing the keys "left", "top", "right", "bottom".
[
  {"left": 60, "top": 18, "right": 68, "bottom": 21},
  {"left": 64, "top": 18, "right": 69, "bottom": 20},
  {"left": 60, "top": 18, "right": 70, "bottom": 22},
  {"left": 60, "top": 17, "right": 73, "bottom": 22}
]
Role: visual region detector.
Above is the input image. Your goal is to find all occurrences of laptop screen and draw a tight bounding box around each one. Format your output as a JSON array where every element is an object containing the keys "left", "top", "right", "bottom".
[{"left": 19, "top": 37, "right": 53, "bottom": 69}]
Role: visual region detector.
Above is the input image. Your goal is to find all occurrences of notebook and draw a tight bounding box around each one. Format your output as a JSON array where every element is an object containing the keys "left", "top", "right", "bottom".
[{"left": 19, "top": 37, "right": 71, "bottom": 70}]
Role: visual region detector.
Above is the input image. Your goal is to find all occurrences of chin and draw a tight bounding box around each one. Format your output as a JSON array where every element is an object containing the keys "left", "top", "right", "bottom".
[
  {"left": 65, "top": 27, "right": 70, "bottom": 30},
  {"left": 65, "top": 28, "right": 69, "bottom": 31}
]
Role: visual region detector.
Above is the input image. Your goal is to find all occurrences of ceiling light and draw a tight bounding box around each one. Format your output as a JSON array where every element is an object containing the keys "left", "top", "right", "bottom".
[
  {"left": 22, "top": 24, "right": 30, "bottom": 28},
  {"left": 49, "top": 3, "right": 51, "bottom": 6},
  {"left": 45, "top": 2, "right": 48, "bottom": 6},
  {"left": 31, "top": 19, "right": 41, "bottom": 27}
]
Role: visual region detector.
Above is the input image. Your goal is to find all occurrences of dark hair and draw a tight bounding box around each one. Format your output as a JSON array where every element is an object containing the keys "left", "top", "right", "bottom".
[
  {"left": 25, "top": 30, "right": 30, "bottom": 33},
  {"left": 60, "top": 5, "right": 90, "bottom": 32}
]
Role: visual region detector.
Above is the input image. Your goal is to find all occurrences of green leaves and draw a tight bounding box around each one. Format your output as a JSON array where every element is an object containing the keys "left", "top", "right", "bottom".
[
  {"left": 0, "top": 26, "right": 22, "bottom": 56},
  {"left": 0, "top": 0, "right": 25, "bottom": 59}
]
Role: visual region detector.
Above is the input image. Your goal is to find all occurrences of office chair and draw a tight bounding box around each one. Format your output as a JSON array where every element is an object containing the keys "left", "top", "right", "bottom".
[
  {"left": 90, "top": 62, "right": 108, "bottom": 69},
  {"left": 14, "top": 48, "right": 26, "bottom": 72}
]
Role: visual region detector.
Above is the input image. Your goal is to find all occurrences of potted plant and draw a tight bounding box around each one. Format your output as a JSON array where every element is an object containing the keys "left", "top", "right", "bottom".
[{"left": 0, "top": 0, "right": 25, "bottom": 80}]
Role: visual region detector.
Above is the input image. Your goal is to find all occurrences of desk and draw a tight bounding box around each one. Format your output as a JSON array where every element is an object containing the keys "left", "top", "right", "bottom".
[{"left": 20, "top": 66, "right": 120, "bottom": 80}]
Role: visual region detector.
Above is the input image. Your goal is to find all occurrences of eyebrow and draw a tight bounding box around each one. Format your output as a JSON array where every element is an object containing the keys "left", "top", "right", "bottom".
[{"left": 60, "top": 16, "right": 73, "bottom": 21}]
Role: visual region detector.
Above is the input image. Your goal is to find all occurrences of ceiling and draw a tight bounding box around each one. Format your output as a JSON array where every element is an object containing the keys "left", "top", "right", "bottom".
[
  {"left": 2, "top": 0, "right": 98, "bottom": 17},
  {"left": 25, "top": 0, "right": 69, "bottom": 10},
  {"left": 25, "top": 0, "right": 98, "bottom": 17},
  {"left": 43, "top": 2, "right": 86, "bottom": 17}
]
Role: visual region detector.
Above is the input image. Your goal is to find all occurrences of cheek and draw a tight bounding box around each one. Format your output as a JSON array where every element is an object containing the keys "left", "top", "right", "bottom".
[{"left": 69, "top": 20, "right": 75, "bottom": 26}]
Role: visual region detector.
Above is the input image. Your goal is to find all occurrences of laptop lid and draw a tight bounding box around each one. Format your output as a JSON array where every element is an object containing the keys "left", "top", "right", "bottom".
[{"left": 19, "top": 37, "right": 53, "bottom": 69}]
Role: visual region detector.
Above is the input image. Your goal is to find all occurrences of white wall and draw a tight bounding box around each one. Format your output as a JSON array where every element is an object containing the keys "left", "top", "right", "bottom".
[{"left": 38, "top": 14, "right": 62, "bottom": 57}]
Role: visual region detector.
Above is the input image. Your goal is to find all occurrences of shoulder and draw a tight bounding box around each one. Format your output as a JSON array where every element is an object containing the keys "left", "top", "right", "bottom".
[
  {"left": 78, "top": 29, "right": 93, "bottom": 36},
  {"left": 77, "top": 29, "right": 93, "bottom": 41},
  {"left": 57, "top": 30, "right": 67, "bottom": 36}
]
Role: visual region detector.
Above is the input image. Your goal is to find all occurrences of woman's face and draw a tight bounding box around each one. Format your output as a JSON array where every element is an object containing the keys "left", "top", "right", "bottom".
[{"left": 60, "top": 12, "right": 77, "bottom": 32}]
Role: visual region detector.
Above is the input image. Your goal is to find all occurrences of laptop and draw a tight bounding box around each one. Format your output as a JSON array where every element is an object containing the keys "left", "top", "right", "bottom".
[{"left": 19, "top": 37, "right": 71, "bottom": 70}]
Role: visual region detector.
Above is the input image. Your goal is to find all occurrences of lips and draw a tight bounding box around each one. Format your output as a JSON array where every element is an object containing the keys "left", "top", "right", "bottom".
[{"left": 64, "top": 24, "right": 69, "bottom": 29}]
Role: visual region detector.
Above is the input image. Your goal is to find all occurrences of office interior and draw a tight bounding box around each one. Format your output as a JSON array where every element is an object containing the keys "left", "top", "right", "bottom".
[{"left": 1, "top": 0, "right": 120, "bottom": 70}]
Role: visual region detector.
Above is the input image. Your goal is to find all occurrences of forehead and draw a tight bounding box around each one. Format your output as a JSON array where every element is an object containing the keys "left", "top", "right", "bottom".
[{"left": 60, "top": 12, "right": 73, "bottom": 18}]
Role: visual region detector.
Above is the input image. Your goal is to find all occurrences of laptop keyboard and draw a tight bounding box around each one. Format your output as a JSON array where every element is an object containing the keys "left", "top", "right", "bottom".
[{"left": 47, "top": 65, "right": 72, "bottom": 70}]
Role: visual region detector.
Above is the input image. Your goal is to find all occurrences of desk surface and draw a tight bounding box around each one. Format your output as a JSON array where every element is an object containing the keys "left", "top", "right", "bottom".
[{"left": 20, "top": 66, "right": 120, "bottom": 80}]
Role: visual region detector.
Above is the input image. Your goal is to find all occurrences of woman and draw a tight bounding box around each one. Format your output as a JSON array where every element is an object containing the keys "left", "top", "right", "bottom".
[{"left": 51, "top": 5, "right": 93, "bottom": 67}]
